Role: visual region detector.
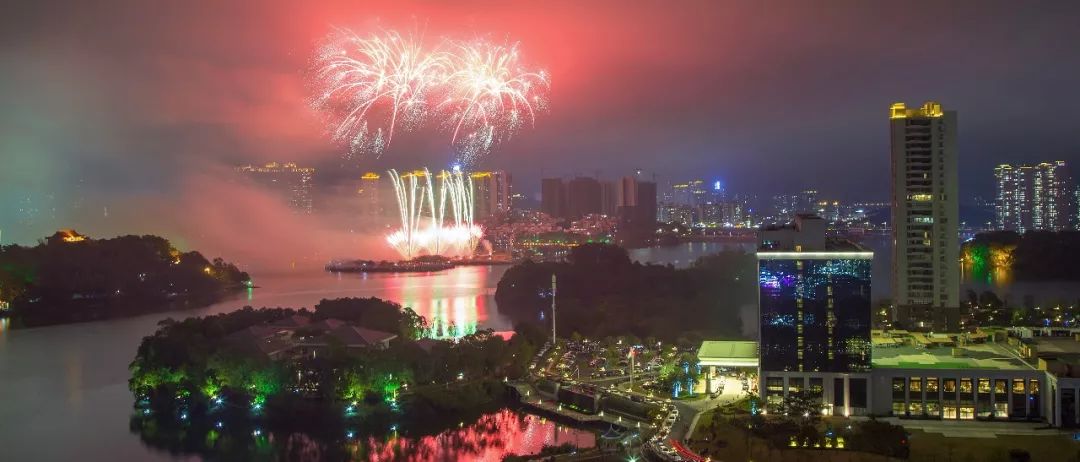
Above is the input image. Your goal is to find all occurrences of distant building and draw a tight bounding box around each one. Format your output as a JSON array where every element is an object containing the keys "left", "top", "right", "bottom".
[
  {"left": 541, "top": 178, "right": 567, "bottom": 219},
  {"left": 771, "top": 190, "right": 817, "bottom": 224},
  {"left": 566, "top": 177, "right": 602, "bottom": 218},
  {"left": 472, "top": 171, "right": 512, "bottom": 220},
  {"left": 357, "top": 172, "right": 383, "bottom": 222},
  {"left": 617, "top": 176, "right": 638, "bottom": 209},
  {"left": 615, "top": 176, "right": 657, "bottom": 242},
  {"left": 637, "top": 180, "right": 657, "bottom": 224},
  {"left": 889, "top": 101, "right": 959, "bottom": 331},
  {"left": 600, "top": 181, "right": 617, "bottom": 216},
  {"left": 237, "top": 162, "right": 315, "bottom": 214},
  {"left": 995, "top": 161, "right": 1071, "bottom": 232}
]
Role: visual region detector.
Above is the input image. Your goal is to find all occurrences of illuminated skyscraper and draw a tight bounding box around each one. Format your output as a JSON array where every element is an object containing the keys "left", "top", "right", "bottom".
[
  {"left": 757, "top": 215, "right": 872, "bottom": 411},
  {"left": 889, "top": 102, "right": 959, "bottom": 330},
  {"left": 237, "top": 162, "right": 315, "bottom": 214},
  {"left": 471, "top": 171, "right": 511, "bottom": 220},
  {"left": 357, "top": 172, "right": 383, "bottom": 221},
  {"left": 995, "top": 161, "right": 1070, "bottom": 232}
]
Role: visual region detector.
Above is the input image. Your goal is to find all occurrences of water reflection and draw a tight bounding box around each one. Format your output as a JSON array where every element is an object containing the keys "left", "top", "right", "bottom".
[
  {"left": 960, "top": 241, "right": 1017, "bottom": 288},
  {"left": 358, "top": 409, "right": 594, "bottom": 461},
  {"left": 378, "top": 267, "right": 494, "bottom": 339},
  {"left": 129, "top": 407, "right": 594, "bottom": 461},
  {"left": 235, "top": 266, "right": 508, "bottom": 340}
]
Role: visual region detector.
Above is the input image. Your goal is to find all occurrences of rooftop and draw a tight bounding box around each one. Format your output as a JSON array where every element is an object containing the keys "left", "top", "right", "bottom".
[
  {"left": 1025, "top": 336, "right": 1080, "bottom": 356},
  {"left": 871, "top": 330, "right": 1035, "bottom": 371},
  {"left": 756, "top": 238, "right": 872, "bottom": 259},
  {"left": 698, "top": 340, "right": 759, "bottom": 367},
  {"left": 701, "top": 331, "right": 1041, "bottom": 372}
]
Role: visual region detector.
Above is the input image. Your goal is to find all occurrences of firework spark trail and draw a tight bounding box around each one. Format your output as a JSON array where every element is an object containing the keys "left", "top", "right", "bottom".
[
  {"left": 312, "top": 27, "right": 549, "bottom": 162},
  {"left": 386, "top": 168, "right": 482, "bottom": 259},
  {"left": 313, "top": 28, "right": 451, "bottom": 155},
  {"left": 441, "top": 40, "right": 549, "bottom": 158}
]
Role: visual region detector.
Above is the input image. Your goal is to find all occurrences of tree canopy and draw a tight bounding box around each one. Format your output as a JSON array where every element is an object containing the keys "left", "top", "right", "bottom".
[
  {"left": 495, "top": 243, "right": 755, "bottom": 341},
  {"left": 0, "top": 232, "right": 249, "bottom": 326}
]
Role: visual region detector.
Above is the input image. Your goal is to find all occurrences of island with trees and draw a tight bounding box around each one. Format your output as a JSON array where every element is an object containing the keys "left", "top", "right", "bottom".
[
  {"left": 127, "top": 297, "right": 548, "bottom": 459},
  {"left": 0, "top": 230, "right": 251, "bottom": 327},
  {"left": 495, "top": 243, "right": 756, "bottom": 341},
  {"left": 963, "top": 230, "right": 1080, "bottom": 281}
]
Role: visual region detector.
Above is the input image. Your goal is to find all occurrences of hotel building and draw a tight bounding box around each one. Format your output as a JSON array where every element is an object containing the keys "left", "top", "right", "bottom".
[{"left": 757, "top": 214, "right": 873, "bottom": 416}]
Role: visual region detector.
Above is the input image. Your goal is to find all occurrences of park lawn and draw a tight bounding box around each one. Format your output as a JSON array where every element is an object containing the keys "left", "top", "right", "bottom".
[{"left": 907, "top": 429, "right": 1080, "bottom": 462}]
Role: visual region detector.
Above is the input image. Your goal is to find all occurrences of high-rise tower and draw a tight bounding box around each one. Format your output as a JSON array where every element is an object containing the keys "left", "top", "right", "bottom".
[
  {"left": 995, "top": 161, "right": 1071, "bottom": 232},
  {"left": 889, "top": 102, "right": 959, "bottom": 330}
]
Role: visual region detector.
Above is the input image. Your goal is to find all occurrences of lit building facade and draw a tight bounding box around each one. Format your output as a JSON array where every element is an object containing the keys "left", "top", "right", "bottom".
[
  {"left": 757, "top": 215, "right": 873, "bottom": 415},
  {"left": 471, "top": 171, "right": 512, "bottom": 220},
  {"left": 771, "top": 190, "right": 817, "bottom": 224},
  {"left": 995, "top": 161, "right": 1071, "bottom": 232},
  {"left": 889, "top": 101, "right": 959, "bottom": 331},
  {"left": 237, "top": 162, "right": 315, "bottom": 214}
]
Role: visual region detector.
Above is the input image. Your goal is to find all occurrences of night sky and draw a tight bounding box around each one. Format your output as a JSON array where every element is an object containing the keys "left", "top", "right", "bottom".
[{"left": 2, "top": 1, "right": 1078, "bottom": 264}]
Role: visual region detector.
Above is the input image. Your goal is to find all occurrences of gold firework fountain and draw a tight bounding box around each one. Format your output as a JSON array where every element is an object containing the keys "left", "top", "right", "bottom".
[{"left": 387, "top": 167, "right": 483, "bottom": 259}]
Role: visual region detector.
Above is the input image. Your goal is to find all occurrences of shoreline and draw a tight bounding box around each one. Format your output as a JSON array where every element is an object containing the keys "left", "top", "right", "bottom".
[{"left": 3, "top": 286, "right": 248, "bottom": 329}]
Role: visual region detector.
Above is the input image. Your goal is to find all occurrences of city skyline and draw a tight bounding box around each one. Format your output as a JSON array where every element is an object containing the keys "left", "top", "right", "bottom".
[
  {"left": 8, "top": 3, "right": 1080, "bottom": 461},
  {"left": 3, "top": 1, "right": 1080, "bottom": 251}
]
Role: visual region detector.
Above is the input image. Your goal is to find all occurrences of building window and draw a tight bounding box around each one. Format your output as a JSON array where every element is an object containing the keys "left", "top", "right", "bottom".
[
  {"left": 959, "top": 379, "right": 973, "bottom": 394},
  {"left": 892, "top": 401, "right": 906, "bottom": 416},
  {"left": 944, "top": 379, "right": 957, "bottom": 393},
  {"left": 1030, "top": 379, "right": 1039, "bottom": 395},
  {"left": 909, "top": 401, "right": 924, "bottom": 416},
  {"left": 994, "top": 402, "right": 1009, "bottom": 418},
  {"left": 926, "top": 401, "right": 941, "bottom": 417},
  {"left": 943, "top": 405, "right": 958, "bottom": 419},
  {"left": 994, "top": 379, "right": 1007, "bottom": 395},
  {"left": 960, "top": 406, "right": 975, "bottom": 420},
  {"left": 910, "top": 377, "right": 922, "bottom": 393},
  {"left": 926, "top": 378, "right": 939, "bottom": 393},
  {"left": 978, "top": 378, "right": 990, "bottom": 393},
  {"left": 850, "top": 378, "right": 868, "bottom": 407},
  {"left": 1013, "top": 379, "right": 1026, "bottom": 394},
  {"left": 892, "top": 378, "right": 906, "bottom": 393}
]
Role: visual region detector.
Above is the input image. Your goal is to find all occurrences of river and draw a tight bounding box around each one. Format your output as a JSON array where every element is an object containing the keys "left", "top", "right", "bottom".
[
  {"left": 3, "top": 240, "right": 1079, "bottom": 460},
  {"left": 0, "top": 266, "right": 524, "bottom": 461}
]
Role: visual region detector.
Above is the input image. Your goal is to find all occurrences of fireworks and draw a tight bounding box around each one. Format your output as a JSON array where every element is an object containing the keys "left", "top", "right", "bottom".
[
  {"left": 311, "top": 28, "right": 549, "bottom": 162},
  {"left": 312, "top": 28, "right": 451, "bottom": 155},
  {"left": 387, "top": 168, "right": 483, "bottom": 259},
  {"left": 441, "top": 40, "right": 549, "bottom": 162}
]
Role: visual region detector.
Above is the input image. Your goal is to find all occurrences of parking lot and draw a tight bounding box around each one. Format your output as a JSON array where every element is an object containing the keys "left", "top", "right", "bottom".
[{"left": 535, "top": 337, "right": 682, "bottom": 383}]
